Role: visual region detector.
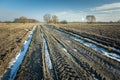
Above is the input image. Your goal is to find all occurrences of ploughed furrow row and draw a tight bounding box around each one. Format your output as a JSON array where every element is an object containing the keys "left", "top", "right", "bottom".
[
  {"left": 52, "top": 30, "right": 120, "bottom": 80},
  {"left": 50, "top": 33, "right": 102, "bottom": 80},
  {"left": 49, "top": 27, "right": 102, "bottom": 80},
  {"left": 42, "top": 26, "right": 87, "bottom": 80},
  {"left": 55, "top": 28, "right": 120, "bottom": 60},
  {"left": 46, "top": 26, "right": 120, "bottom": 80},
  {"left": 59, "top": 27, "right": 120, "bottom": 50},
  {"left": 15, "top": 26, "right": 43, "bottom": 80},
  {"left": 54, "top": 28, "right": 120, "bottom": 69},
  {"left": 47, "top": 27, "right": 103, "bottom": 80},
  {"left": 40, "top": 25, "right": 56, "bottom": 80},
  {"left": 52, "top": 26, "right": 120, "bottom": 67}
]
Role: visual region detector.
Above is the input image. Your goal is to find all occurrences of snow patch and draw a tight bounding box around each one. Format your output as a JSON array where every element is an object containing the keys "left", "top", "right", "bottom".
[
  {"left": 43, "top": 38, "right": 53, "bottom": 69},
  {"left": 73, "top": 49, "right": 78, "bottom": 52},
  {"left": 72, "top": 35, "right": 120, "bottom": 62},
  {"left": 66, "top": 40, "right": 71, "bottom": 43},
  {"left": 62, "top": 48, "right": 73, "bottom": 59},
  {"left": 56, "top": 29, "right": 120, "bottom": 62},
  {"left": 0, "top": 26, "right": 36, "bottom": 80}
]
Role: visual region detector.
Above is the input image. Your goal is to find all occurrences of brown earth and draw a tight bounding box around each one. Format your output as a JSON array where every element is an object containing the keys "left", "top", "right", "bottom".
[
  {"left": 0, "top": 23, "right": 39, "bottom": 75},
  {"left": 1, "top": 23, "right": 120, "bottom": 80},
  {"left": 54, "top": 23, "right": 120, "bottom": 41},
  {"left": 16, "top": 25, "right": 120, "bottom": 80}
]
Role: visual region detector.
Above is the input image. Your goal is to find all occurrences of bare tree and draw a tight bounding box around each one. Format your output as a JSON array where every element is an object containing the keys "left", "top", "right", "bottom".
[
  {"left": 43, "top": 14, "right": 51, "bottom": 23},
  {"left": 52, "top": 15, "right": 58, "bottom": 24},
  {"left": 86, "top": 15, "right": 96, "bottom": 23}
]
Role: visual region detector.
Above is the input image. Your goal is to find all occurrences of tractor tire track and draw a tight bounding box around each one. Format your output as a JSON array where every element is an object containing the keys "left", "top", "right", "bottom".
[{"left": 15, "top": 26, "right": 43, "bottom": 80}]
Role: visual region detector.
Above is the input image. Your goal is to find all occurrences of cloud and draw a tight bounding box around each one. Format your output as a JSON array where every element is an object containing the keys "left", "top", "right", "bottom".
[
  {"left": 95, "top": 13, "right": 120, "bottom": 22},
  {"left": 53, "top": 11, "right": 87, "bottom": 22},
  {"left": 100, "top": 9, "right": 120, "bottom": 13},
  {"left": 92, "top": 2, "right": 120, "bottom": 11},
  {"left": 89, "top": 2, "right": 120, "bottom": 22},
  {"left": 52, "top": 9, "right": 120, "bottom": 22},
  {"left": 53, "top": 2, "right": 120, "bottom": 22},
  {"left": 91, "top": 2, "right": 120, "bottom": 13}
]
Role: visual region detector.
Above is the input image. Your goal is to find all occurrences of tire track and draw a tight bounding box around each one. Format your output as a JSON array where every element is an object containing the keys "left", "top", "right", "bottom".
[
  {"left": 42, "top": 26, "right": 90, "bottom": 80},
  {"left": 15, "top": 26, "right": 43, "bottom": 80},
  {"left": 55, "top": 28, "right": 120, "bottom": 62},
  {"left": 49, "top": 26, "right": 120, "bottom": 80}
]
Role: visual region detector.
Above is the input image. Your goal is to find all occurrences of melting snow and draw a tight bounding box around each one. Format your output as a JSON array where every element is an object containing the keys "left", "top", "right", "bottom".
[
  {"left": 73, "top": 49, "right": 77, "bottom": 52},
  {"left": 66, "top": 40, "right": 71, "bottom": 43},
  {"left": 56, "top": 29, "right": 120, "bottom": 62},
  {"left": 0, "top": 26, "right": 36, "bottom": 80},
  {"left": 43, "top": 38, "right": 53, "bottom": 69}
]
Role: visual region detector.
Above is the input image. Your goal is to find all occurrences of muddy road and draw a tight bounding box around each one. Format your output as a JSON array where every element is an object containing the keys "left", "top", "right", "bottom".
[
  {"left": 15, "top": 26, "right": 43, "bottom": 80},
  {"left": 1, "top": 25, "right": 120, "bottom": 80}
]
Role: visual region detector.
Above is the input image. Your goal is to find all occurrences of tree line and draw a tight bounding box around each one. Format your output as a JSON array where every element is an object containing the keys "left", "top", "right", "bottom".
[
  {"left": 43, "top": 14, "right": 120, "bottom": 24},
  {"left": 43, "top": 14, "right": 97, "bottom": 24},
  {"left": 0, "top": 15, "right": 120, "bottom": 23},
  {"left": 14, "top": 16, "right": 39, "bottom": 23},
  {"left": 43, "top": 14, "right": 68, "bottom": 24},
  {"left": 0, "top": 16, "right": 39, "bottom": 23}
]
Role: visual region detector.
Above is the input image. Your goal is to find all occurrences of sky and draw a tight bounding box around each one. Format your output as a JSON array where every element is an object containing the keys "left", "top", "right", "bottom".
[{"left": 0, "top": 0, "right": 120, "bottom": 22}]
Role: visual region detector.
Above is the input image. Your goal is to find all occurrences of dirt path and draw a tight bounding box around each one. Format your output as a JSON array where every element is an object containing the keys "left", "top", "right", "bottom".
[
  {"left": 15, "top": 25, "right": 120, "bottom": 80},
  {"left": 15, "top": 26, "right": 43, "bottom": 80}
]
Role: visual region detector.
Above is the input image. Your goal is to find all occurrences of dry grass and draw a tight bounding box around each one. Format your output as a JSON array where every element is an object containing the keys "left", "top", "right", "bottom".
[{"left": 0, "top": 23, "right": 40, "bottom": 75}]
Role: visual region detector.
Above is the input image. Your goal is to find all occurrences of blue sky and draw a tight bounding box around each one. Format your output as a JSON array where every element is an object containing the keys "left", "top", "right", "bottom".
[{"left": 0, "top": 0, "right": 120, "bottom": 22}]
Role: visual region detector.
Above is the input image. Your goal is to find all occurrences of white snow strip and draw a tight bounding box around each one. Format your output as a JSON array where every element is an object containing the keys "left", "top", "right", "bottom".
[
  {"left": 43, "top": 38, "right": 53, "bottom": 69},
  {"left": 73, "top": 49, "right": 78, "bottom": 52},
  {"left": 0, "top": 26, "right": 36, "bottom": 80},
  {"left": 72, "top": 36, "right": 120, "bottom": 62},
  {"left": 62, "top": 48, "right": 73, "bottom": 59},
  {"left": 56, "top": 29, "right": 120, "bottom": 62},
  {"left": 56, "top": 40, "right": 73, "bottom": 59},
  {"left": 66, "top": 40, "right": 71, "bottom": 43}
]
